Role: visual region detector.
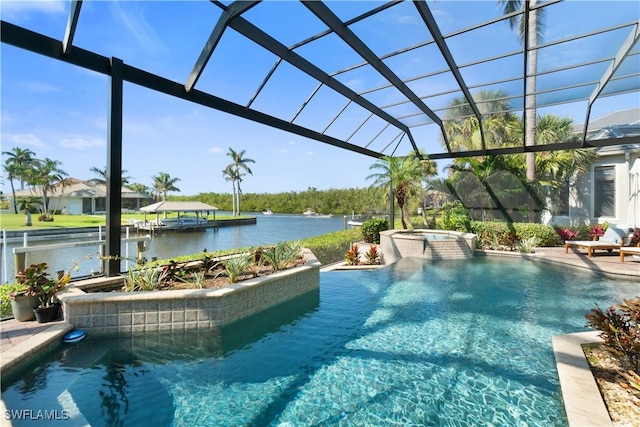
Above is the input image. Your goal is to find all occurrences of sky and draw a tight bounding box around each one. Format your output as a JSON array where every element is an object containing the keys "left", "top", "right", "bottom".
[{"left": 1, "top": 0, "right": 639, "bottom": 196}]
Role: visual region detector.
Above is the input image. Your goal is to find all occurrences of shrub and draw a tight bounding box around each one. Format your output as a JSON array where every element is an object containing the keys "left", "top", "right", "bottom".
[
  {"left": 299, "top": 229, "right": 361, "bottom": 265},
  {"left": 585, "top": 297, "right": 640, "bottom": 373},
  {"left": 360, "top": 218, "right": 389, "bottom": 243},
  {"left": 472, "top": 221, "right": 561, "bottom": 249},
  {"left": 0, "top": 283, "right": 27, "bottom": 318},
  {"left": 440, "top": 201, "right": 471, "bottom": 232}
]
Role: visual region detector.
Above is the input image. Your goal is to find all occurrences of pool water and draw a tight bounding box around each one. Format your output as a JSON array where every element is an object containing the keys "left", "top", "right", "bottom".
[{"left": 3, "top": 257, "right": 638, "bottom": 426}]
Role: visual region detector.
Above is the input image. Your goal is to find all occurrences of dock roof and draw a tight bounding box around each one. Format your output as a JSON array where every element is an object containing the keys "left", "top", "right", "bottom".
[{"left": 139, "top": 201, "right": 218, "bottom": 213}]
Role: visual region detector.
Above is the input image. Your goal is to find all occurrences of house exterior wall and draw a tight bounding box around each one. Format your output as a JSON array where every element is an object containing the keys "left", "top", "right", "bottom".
[{"left": 548, "top": 149, "right": 639, "bottom": 228}]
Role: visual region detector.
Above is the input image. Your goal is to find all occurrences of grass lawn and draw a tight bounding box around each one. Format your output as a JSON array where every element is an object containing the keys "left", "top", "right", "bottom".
[{"left": 0, "top": 213, "right": 249, "bottom": 231}]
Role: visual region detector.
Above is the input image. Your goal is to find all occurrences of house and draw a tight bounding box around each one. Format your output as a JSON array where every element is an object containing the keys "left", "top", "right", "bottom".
[
  {"left": 10, "top": 179, "right": 152, "bottom": 215},
  {"left": 550, "top": 108, "right": 640, "bottom": 228}
]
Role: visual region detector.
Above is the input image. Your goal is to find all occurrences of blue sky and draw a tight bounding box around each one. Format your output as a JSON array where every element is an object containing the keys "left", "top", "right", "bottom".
[{"left": 1, "top": 1, "right": 639, "bottom": 196}]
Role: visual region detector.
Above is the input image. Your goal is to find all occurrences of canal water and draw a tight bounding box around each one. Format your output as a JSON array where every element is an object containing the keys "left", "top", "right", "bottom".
[{"left": 1, "top": 213, "right": 350, "bottom": 283}]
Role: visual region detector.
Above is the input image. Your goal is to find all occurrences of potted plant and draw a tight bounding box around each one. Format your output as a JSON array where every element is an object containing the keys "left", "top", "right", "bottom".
[
  {"left": 16, "top": 263, "right": 70, "bottom": 323},
  {"left": 5, "top": 283, "right": 39, "bottom": 322}
]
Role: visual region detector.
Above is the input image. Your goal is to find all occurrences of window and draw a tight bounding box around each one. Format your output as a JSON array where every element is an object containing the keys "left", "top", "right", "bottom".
[{"left": 594, "top": 166, "right": 615, "bottom": 217}]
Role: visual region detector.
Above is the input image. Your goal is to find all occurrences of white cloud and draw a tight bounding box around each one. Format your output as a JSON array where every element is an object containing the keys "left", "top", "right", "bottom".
[
  {"left": 0, "top": 0, "right": 65, "bottom": 21},
  {"left": 110, "top": 2, "right": 165, "bottom": 55},
  {"left": 4, "top": 133, "right": 47, "bottom": 149},
  {"left": 20, "top": 82, "right": 63, "bottom": 94},
  {"left": 277, "top": 148, "right": 289, "bottom": 154},
  {"left": 209, "top": 146, "right": 223, "bottom": 154},
  {"left": 59, "top": 137, "right": 104, "bottom": 150}
]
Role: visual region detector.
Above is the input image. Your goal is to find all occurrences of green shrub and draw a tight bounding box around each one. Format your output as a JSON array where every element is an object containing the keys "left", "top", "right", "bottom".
[
  {"left": 0, "top": 283, "right": 27, "bottom": 318},
  {"left": 360, "top": 218, "right": 389, "bottom": 243},
  {"left": 299, "top": 229, "right": 361, "bottom": 265},
  {"left": 586, "top": 298, "right": 640, "bottom": 373},
  {"left": 471, "top": 221, "right": 561, "bottom": 249},
  {"left": 440, "top": 201, "right": 471, "bottom": 232}
]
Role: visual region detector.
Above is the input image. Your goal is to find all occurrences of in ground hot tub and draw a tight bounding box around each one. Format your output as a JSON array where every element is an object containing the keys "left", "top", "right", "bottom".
[{"left": 380, "top": 229, "right": 476, "bottom": 263}]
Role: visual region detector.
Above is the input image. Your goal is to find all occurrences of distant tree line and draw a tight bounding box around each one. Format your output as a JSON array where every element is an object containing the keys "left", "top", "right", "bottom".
[{"left": 171, "top": 187, "right": 389, "bottom": 216}]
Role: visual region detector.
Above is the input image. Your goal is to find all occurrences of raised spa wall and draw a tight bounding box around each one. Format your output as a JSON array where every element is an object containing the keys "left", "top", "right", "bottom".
[
  {"left": 380, "top": 229, "right": 476, "bottom": 263},
  {"left": 57, "top": 248, "right": 320, "bottom": 334}
]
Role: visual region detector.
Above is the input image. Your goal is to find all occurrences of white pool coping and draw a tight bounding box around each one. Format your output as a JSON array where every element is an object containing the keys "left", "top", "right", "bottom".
[{"left": 552, "top": 331, "right": 612, "bottom": 427}]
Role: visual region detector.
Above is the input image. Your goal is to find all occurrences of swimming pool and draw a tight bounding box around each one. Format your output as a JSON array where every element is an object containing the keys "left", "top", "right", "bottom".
[{"left": 2, "top": 257, "right": 637, "bottom": 426}]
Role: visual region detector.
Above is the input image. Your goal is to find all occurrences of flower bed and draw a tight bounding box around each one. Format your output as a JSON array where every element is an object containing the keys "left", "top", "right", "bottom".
[{"left": 57, "top": 248, "right": 320, "bottom": 334}]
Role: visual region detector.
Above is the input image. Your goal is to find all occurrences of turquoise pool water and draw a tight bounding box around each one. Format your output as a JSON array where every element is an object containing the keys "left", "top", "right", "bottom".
[{"left": 2, "top": 257, "right": 638, "bottom": 426}]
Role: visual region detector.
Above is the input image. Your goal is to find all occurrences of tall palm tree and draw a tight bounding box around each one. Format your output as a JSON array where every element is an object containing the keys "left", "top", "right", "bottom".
[
  {"left": 225, "top": 148, "right": 255, "bottom": 217},
  {"left": 498, "top": 0, "right": 546, "bottom": 182},
  {"left": 444, "top": 90, "right": 520, "bottom": 151},
  {"left": 222, "top": 164, "right": 238, "bottom": 216},
  {"left": 367, "top": 152, "right": 432, "bottom": 229},
  {"left": 26, "top": 158, "right": 68, "bottom": 218},
  {"left": 152, "top": 172, "right": 181, "bottom": 202},
  {"left": 3, "top": 147, "right": 36, "bottom": 213},
  {"left": 89, "top": 166, "right": 132, "bottom": 186}
]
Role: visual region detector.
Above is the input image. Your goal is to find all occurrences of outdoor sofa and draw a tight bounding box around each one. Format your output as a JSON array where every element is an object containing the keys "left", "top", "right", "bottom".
[{"left": 564, "top": 225, "right": 631, "bottom": 258}]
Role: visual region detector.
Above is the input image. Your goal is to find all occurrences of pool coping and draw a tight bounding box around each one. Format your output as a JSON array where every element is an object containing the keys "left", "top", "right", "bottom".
[
  {"left": 552, "top": 331, "right": 612, "bottom": 427},
  {"left": 2, "top": 249, "right": 628, "bottom": 425},
  {"left": 0, "top": 322, "right": 73, "bottom": 378}
]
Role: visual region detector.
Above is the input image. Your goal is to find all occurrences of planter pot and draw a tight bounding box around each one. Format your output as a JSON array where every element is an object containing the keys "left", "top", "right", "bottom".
[
  {"left": 10, "top": 295, "right": 40, "bottom": 322},
  {"left": 33, "top": 304, "right": 61, "bottom": 324}
]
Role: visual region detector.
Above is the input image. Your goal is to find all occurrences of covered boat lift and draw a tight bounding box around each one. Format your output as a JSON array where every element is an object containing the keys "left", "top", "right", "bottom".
[{"left": 136, "top": 201, "right": 219, "bottom": 231}]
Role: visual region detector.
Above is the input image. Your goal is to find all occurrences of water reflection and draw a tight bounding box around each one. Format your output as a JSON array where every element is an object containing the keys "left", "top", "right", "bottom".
[{"left": 1, "top": 214, "right": 345, "bottom": 280}]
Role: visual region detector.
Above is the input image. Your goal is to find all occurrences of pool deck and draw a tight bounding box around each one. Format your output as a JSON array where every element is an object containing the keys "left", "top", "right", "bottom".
[{"left": 1, "top": 246, "right": 639, "bottom": 425}]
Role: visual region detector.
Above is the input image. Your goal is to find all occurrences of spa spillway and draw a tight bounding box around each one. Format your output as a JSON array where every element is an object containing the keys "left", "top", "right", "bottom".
[{"left": 380, "top": 229, "right": 476, "bottom": 263}]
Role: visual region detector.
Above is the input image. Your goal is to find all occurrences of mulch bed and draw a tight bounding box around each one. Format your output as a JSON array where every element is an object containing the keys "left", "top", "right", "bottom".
[{"left": 583, "top": 344, "right": 640, "bottom": 426}]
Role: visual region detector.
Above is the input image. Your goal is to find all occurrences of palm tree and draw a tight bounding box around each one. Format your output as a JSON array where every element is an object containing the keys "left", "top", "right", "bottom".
[
  {"left": 498, "top": 0, "right": 546, "bottom": 182},
  {"left": 225, "top": 148, "right": 255, "bottom": 217},
  {"left": 17, "top": 196, "right": 41, "bottom": 226},
  {"left": 89, "top": 166, "right": 132, "bottom": 186},
  {"left": 3, "top": 147, "right": 36, "bottom": 213},
  {"left": 26, "top": 158, "right": 69, "bottom": 218},
  {"left": 152, "top": 172, "right": 181, "bottom": 201},
  {"left": 444, "top": 90, "right": 519, "bottom": 152},
  {"left": 367, "top": 152, "right": 433, "bottom": 229},
  {"left": 222, "top": 164, "right": 239, "bottom": 216}
]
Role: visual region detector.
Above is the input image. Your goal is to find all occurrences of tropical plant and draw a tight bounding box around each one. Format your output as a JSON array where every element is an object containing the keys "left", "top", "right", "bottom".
[
  {"left": 345, "top": 244, "right": 361, "bottom": 266},
  {"left": 585, "top": 297, "right": 640, "bottom": 373},
  {"left": 16, "top": 263, "right": 70, "bottom": 308},
  {"left": 89, "top": 166, "right": 132, "bottom": 185},
  {"left": 24, "top": 157, "right": 68, "bottom": 219},
  {"left": 124, "top": 266, "right": 168, "bottom": 292},
  {"left": 223, "top": 255, "right": 251, "bottom": 283},
  {"left": 261, "top": 241, "right": 302, "bottom": 271},
  {"left": 17, "top": 196, "right": 41, "bottom": 226},
  {"left": 152, "top": 172, "right": 181, "bottom": 201},
  {"left": 364, "top": 245, "right": 382, "bottom": 265},
  {"left": 367, "top": 152, "right": 435, "bottom": 229},
  {"left": 224, "top": 148, "right": 255, "bottom": 217},
  {"left": 443, "top": 89, "right": 520, "bottom": 151},
  {"left": 2, "top": 147, "right": 36, "bottom": 213},
  {"left": 554, "top": 227, "right": 579, "bottom": 242},
  {"left": 516, "top": 236, "right": 539, "bottom": 253}
]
